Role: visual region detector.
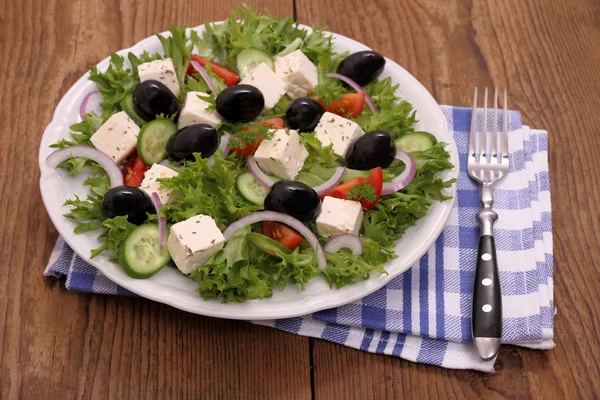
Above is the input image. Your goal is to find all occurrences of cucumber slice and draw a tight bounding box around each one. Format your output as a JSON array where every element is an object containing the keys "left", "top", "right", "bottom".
[
  {"left": 394, "top": 132, "right": 437, "bottom": 152},
  {"left": 119, "top": 224, "right": 171, "bottom": 279},
  {"left": 247, "top": 233, "right": 292, "bottom": 257},
  {"left": 137, "top": 118, "right": 178, "bottom": 165},
  {"left": 120, "top": 93, "right": 146, "bottom": 126},
  {"left": 237, "top": 172, "right": 270, "bottom": 206},
  {"left": 237, "top": 48, "right": 274, "bottom": 78}
]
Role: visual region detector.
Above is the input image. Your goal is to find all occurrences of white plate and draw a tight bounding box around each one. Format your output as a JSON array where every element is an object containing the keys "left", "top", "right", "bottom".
[{"left": 39, "top": 24, "right": 459, "bottom": 320}]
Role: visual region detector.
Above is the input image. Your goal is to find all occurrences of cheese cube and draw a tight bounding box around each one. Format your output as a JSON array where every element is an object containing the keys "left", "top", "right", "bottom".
[
  {"left": 90, "top": 111, "right": 140, "bottom": 163},
  {"left": 275, "top": 50, "right": 318, "bottom": 98},
  {"left": 239, "top": 63, "right": 287, "bottom": 110},
  {"left": 254, "top": 129, "right": 308, "bottom": 180},
  {"left": 167, "top": 215, "right": 226, "bottom": 274},
  {"left": 314, "top": 112, "right": 365, "bottom": 157},
  {"left": 316, "top": 197, "right": 364, "bottom": 237},
  {"left": 178, "top": 91, "right": 222, "bottom": 129},
  {"left": 138, "top": 58, "right": 180, "bottom": 96},
  {"left": 140, "top": 164, "right": 179, "bottom": 205}
]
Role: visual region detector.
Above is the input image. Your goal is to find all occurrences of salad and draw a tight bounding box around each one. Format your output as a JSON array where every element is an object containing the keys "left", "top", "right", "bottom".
[{"left": 47, "top": 6, "right": 456, "bottom": 302}]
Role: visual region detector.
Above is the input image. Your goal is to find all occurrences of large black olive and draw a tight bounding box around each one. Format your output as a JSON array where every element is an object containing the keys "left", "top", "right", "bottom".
[
  {"left": 166, "top": 124, "right": 219, "bottom": 161},
  {"left": 216, "top": 84, "right": 264, "bottom": 122},
  {"left": 286, "top": 98, "right": 325, "bottom": 132},
  {"left": 133, "top": 80, "right": 180, "bottom": 121},
  {"left": 345, "top": 131, "right": 396, "bottom": 170},
  {"left": 264, "top": 181, "right": 321, "bottom": 222},
  {"left": 337, "top": 51, "right": 386, "bottom": 86},
  {"left": 102, "top": 186, "right": 155, "bottom": 225}
]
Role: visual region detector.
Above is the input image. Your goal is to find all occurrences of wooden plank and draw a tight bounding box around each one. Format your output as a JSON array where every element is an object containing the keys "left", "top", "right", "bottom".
[
  {"left": 296, "top": 0, "right": 600, "bottom": 398},
  {"left": 0, "top": 1, "right": 312, "bottom": 399}
]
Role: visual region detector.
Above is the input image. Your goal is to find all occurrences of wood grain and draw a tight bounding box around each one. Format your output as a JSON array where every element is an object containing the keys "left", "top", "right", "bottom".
[
  {"left": 1, "top": 0, "right": 600, "bottom": 398},
  {"left": 0, "top": 1, "right": 312, "bottom": 399},
  {"left": 296, "top": 0, "right": 600, "bottom": 398}
]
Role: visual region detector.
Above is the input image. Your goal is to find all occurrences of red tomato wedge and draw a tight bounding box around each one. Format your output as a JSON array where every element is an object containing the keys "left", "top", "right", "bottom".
[
  {"left": 122, "top": 153, "right": 150, "bottom": 187},
  {"left": 261, "top": 221, "right": 304, "bottom": 249},
  {"left": 186, "top": 55, "right": 239, "bottom": 87},
  {"left": 318, "top": 93, "right": 366, "bottom": 118},
  {"left": 230, "top": 118, "right": 286, "bottom": 158},
  {"left": 325, "top": 167, "right": 383, "bottom": 210}
]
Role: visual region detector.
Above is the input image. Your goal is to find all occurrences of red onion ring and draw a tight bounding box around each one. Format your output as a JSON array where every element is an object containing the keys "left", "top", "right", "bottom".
[
  {"left": 313, "top": 167, "right": 345, "bottom": 197},
  {"left": 381, "top": 151, "right": 417, "bottom": 195},
  {"left": 220, "top": 133, "right": 231, "bottom": 157},
  {"left": 46, "top": 146, "right": 123, "bottom": 188},
  {"left": 323, "top": 234, "right": 363, "bottom": 255},
  {"left": 79, "top": 91, "right": 102, "bottom": 120},
  {"left": 247, "top": 156, "right": 277, "bottom": 188},
  {"left": 190, "top": 60, "right": 218, "bottom": 94},
  {"left": 150, "top": 192, "right": 167, "bottom": 247},
  {"left": 324, "top": 72, "right": 378, "bottom": 113},
  {"left": 223, "top": 211, "right": 327, "bottom": 270}
]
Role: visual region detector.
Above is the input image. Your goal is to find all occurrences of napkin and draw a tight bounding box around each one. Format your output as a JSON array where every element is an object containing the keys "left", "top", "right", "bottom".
[{"left": 45, "top": 106, "right": 554, "bottom": 372}]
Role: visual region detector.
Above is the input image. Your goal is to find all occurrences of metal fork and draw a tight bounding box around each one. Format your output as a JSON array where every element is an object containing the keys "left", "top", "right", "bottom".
[{"left": 468, "top": 87, "right": 509, "bottom": 361}]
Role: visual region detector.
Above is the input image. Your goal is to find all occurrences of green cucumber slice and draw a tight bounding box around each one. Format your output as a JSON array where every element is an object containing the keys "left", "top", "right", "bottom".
[
  {"left": 247, "top": 233, "right": 292, "bottom": 257},
  {"left": 237, "top": 48, "right": 275, "bottom": 78},
  {"left": 237, "top": 172, "right": 269, "bottom": 206},
  {"left": 120, "top": 93, "right": 146, "bottom": 126},
  {"left": 394, "top": 131, "right": 437, "bottom": 153},
  {"left": 119, "top": 224, "right": 171, "bottom": 279},
  {"left": 137, "top": 118, "right": 178, "bottom": 165}
]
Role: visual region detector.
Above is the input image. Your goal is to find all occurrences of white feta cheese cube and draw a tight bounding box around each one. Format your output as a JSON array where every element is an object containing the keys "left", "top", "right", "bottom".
[
  {"left": 178, "top": 91, "right": 222, "bottom": 129},
  {"left": 254, "top": 129, "right": 308, "bottom": 180},
  {"left": 275, "top": 50, "right": 318, "bottom": 98},
  {"left": 239, "top": 63, "right": 287, "bottom": 110},
  {"left": 167, "top": 215, "right": 226, "bottom": 274},
  {"left": 140, "top": 164, "right": 179, "bottom": 205},
  {"left": 138, "top": 58, "right": 180, "bottom": 96},
  {"left": 90, "top": 111, "right": 140, "bottom": 163},
  {"left": 314, "top": 112, "right": 365, "bottom": 157},
  {"left": 316, "top": 196, "right": 364, "bottom": 237}
]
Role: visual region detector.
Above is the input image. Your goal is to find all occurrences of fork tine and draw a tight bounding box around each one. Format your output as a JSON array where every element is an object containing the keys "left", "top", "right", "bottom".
[
  {"left": 491, "top": 88, "right": 498, "bottom": 161},
  {"left": 469, "top": 87, "right": 478, "bottom": 158},
  {"left": 480, "top": 87, "right": 488, "bottom": 161},
  {"left": 501, "top": 89, "right": 509, "bottom": 160}
]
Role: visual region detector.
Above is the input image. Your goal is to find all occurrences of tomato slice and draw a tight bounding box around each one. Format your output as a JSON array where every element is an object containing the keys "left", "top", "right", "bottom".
[
  {"left": 261, "top": 221, "right": 304, "bottom": 249},
  {"left": 122, "top": 153, "right": 149, "bottom": 187},
  {"left": 318, "top": 93, "right": 366, "bottom": 118},
  {"left": 186, "top": 55, "right": 239, "bottom": 87},
  {"left": 324, "top": 167, "right": 383, "bottom": 210},
  {"left": 230, "top": 118, "right": 286, "bottom": 158}
]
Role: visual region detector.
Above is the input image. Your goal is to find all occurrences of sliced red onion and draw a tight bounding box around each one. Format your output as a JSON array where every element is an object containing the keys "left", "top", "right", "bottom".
[
  {"left": 190, "top": 60, "right": 218, "bottom": 94},
  {"left": 150, "top": 192, "right": 167, "bottom": 247},
  {"left": 324, "top": 72, "right": 378, "bottom": 113},
  {"left": 46, "top": 146, "right": 123, "bottom": 188},
  {"left": 207, "top": 158, "right": 215, "bottom": 168},
  {"left": 324, "top": 234, "right": 363, "bottom": 256},
  {"left": 223, "top": 211, "right": 327, "bottom": 270},
  {"left": 381, "top": 151, "right": 417, "bottom": 196},
  {"left": 79, "top": 91, "right": 102, "bottom": 120},
  {"left": 247, "top": 156, "right": 276, "bottom": 188},
  {"left": 313, "top": 167, "right": 345, "bottom": 197},
  {"left": 220, "top": 133, "right": 231, "bottom": 157}
]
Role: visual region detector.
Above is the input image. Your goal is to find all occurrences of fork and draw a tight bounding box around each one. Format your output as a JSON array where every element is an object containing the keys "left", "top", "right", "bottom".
[{"left": 468, "top": 87, "right": 509, "bottom": 361}]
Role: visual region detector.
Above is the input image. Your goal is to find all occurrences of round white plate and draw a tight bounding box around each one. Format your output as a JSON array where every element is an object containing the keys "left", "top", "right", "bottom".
[{"left": 39, "top": 23, "right": 459, "bottom": 320}]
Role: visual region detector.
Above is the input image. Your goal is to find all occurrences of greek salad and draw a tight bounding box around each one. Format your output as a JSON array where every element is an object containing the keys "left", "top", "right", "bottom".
[{"left": 47, "top": 6, "right": 456, "bottom": 302}]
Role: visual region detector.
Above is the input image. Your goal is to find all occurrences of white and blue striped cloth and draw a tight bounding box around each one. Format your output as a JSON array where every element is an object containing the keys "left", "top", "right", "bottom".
[{"left": 45, "top": 106, "right": 554, "bottom": 372}]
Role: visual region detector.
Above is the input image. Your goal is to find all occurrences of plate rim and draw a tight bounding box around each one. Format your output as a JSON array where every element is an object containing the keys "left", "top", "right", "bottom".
[{"left": 39, "top": 22, "right": 459, "bottom": 320}]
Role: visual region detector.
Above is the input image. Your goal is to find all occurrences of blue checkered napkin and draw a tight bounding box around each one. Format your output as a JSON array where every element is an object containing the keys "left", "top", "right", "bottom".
[{"left": 45, "top": 106, "right": 554, "bottom": 372}]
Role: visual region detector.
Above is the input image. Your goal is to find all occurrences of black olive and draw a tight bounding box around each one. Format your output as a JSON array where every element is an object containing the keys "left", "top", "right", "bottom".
[
  {"left": 264, "top": 181, "right": 321, "bottom": 222},
  {"left": 102, "top": 186, "right": 155, "bottom": 225},
  {"left": 345, "top": 131, "right": 396, "bottom": 170},
  {"left": 286, "top": 98, "right": 325, "bottom": 132},
  {"left": 133, "top": 80, "right": 180, "bottom": 121},
  {"left": 166, "top": 124, "right": 219, "bottom": 161},
  {"left": 337, "top": 51, "right": 386, "bottom": 86},
  {"left": 216, "top": 84, "right": 264, "bottom": 122}
]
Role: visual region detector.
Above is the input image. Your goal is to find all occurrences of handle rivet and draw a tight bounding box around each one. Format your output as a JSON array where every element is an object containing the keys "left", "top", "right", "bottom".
[
  {"left": 482, "top": 304, "right": 492, "bottom": 312},
  {"left": 481, "top": 253, "right": 492, "bottom": 261},
  {"left": 482, "top": 278, "right": 492, "bottom": 286}
]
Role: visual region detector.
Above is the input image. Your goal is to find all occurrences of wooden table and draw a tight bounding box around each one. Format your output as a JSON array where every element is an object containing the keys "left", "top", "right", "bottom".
[{"left": 1, "top": 0, "right": 599, "bottom": 398}]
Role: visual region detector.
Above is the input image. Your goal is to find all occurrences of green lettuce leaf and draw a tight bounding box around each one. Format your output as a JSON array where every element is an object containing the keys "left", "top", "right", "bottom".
[{"left": 91, "top": 216, "right": 138, "bottom": 259}]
